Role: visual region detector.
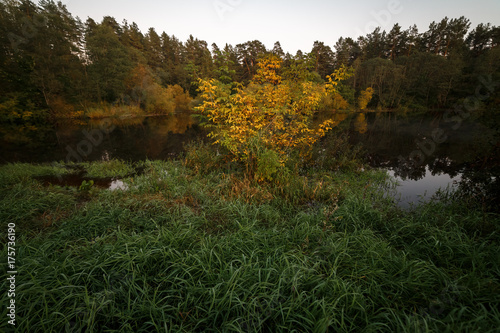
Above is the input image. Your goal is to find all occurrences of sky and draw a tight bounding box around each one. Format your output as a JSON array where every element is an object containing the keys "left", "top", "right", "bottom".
[{"left": 59, "top": 0, "right": 500, "bottom": 54}]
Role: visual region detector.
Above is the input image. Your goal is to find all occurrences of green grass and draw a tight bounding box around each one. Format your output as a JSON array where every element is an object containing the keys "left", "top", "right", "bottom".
[
  {"left": 0, "top": 162, "right": 71, "bottom": 185},
  {"left": 82, "top": 159, "right": 137, "bottom": 178},
  {"left": 0, "top": 158, "right": 498, "bottom": 332}
]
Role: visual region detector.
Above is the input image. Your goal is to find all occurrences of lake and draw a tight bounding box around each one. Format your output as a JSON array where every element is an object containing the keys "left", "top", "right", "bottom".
[
  {"left": 1, "top": 111, "right": 498, "bottom": 209},
  {"left": 344, "top": 111, "right": 499, "bottom": 208}
]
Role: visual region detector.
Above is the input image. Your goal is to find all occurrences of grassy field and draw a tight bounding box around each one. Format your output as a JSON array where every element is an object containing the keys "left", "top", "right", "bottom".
[{"left": 1, "top": 147, "right": 499, "bottom": 332}]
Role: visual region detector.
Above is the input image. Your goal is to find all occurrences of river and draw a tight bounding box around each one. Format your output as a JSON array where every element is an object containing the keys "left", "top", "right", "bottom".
[{"left": 1, "top": 111, "right": 498, "bottom": 209}]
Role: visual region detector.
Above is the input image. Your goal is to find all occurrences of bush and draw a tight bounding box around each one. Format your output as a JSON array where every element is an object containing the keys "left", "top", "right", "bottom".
[{"left": 196, "top": 55, "right": 354, "bottom": 178}]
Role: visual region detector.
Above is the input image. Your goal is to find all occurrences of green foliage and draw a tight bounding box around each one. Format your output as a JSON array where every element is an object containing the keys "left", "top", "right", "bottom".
[
  {"left": 78, "top": 179, "right": 94, "bottom": 191},
  {"left": 183, "top": 140, "right": 228, "bottom": 174},
  {"left": 1, "top": 159, "right": 498, "bottom": 332},
  {"left": 338, "top": 83, "right": 356, "bottom": 105},
  {"left": 256, "top": 148, "right": 282, "bottom": 181},
  {"left": 1, "top": 0, "right": 498, "bottom": 118},
  {"left": 0, "top": 93, "right": 50, "bottom": 142},
  {"left": 0, "top": 162, "right": 70, "bottom": 185},
  {"left": 83, "top": 160, "right": 135, "bottom": 178},
  {"left": 86, "top": 21, "right": 134, "bottom": 102},
  {"left": 0, "top": 94, "right": 46, "bottom": 124}
]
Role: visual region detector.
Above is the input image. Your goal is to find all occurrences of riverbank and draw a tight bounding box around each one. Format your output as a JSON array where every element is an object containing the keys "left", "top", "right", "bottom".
[{"left": 1, "top": 152, "right": 498, "bottom": 331}]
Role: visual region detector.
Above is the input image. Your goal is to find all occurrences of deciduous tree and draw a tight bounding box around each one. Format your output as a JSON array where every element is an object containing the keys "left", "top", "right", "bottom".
[{"left": 195, "top": 55, "right": 353, "bottom": 179}]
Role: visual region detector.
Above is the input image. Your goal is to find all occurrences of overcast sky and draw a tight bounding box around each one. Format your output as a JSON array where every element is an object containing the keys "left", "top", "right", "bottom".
[{"left": 59, "top": 0, "right": 500, "bottom": 54}]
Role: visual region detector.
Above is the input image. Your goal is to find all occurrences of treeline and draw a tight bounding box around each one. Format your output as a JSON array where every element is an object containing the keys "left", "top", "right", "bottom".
[{"left": 1, "top": 0, "right": 499, "bottom": 121}]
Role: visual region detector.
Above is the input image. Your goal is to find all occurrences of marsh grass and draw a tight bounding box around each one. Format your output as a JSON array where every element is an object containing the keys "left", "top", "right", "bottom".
[
  {"left": 0, "top": 162, "right": 71, "bottom": 185},
  {"left": 83, "top": 160, "right": 137, "bottom": 178},
  {"left": 0, "top": 159, "right": 498, "bottom": 332}
]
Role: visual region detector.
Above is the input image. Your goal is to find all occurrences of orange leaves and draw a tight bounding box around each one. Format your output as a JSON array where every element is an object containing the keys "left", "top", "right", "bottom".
[
  {"left": 254, "top": 56, "right": 283, "bottom": 86},
  {"left": 195, "top": 55, "right": 353, "bottom": 175}
]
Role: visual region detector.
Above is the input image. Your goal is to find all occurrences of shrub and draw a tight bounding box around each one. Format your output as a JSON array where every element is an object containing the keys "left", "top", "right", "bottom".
[{"left": 196, "top": 55, "right": 353, "bottom": 179}]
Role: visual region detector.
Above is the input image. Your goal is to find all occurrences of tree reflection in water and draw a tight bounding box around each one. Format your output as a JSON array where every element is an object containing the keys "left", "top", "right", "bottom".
[
  {"left": 0, "top": 112, "right": 202, "bottom": 163},
  {"left": 1, "top": 110, "right": 498, "bottom": 212},
  {"left": 343, "top": 111, "right": 499, "bottom": 211}
]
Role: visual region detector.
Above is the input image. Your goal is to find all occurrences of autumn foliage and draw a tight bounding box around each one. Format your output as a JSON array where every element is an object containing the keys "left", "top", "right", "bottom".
[
  {"left": 358, "top": 87, "right": 374, "bottom": 110},
  {"left": 126, "top": 65, "right": 191, "bottom": 114},
  {"left": 196, "top": 55, "right": 353, "bottom": 179}
]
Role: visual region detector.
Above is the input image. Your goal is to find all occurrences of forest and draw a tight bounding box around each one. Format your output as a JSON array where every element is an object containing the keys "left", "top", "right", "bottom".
[{"left": 1, "top": 0, "right": 500, "bottom": 124}]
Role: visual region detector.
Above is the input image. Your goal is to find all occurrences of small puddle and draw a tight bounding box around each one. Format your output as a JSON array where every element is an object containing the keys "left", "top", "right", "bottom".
[
  {"left": 386, "top": 167, "right": 461, "bottom": 209},
  {"left": 35, "top": 172, "right": 129, "bottom": 191},
  {"left": 34, "top": 165, "right": 146, "bottom": 190}
]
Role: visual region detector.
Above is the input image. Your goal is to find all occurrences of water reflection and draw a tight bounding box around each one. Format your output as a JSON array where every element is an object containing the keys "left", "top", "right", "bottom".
[
  {"left": 353, "top": 113, "right": 367, "bottom": 134},
  {"left": 35, "top": 173, "right": 130, "bottom": 192},
  {"left": 342, "top": 111, "right": 500, "bottom": 210},
  {"left": 387, "top": 167, "right": 461, "bottom": 208},
  {"left": 1, "top": 110, "right": 498, "bottom": 210},
  {"left": 314, "top": 112, "right": 349, "bottom": 128},
  {"left": 88, "top": 116, "right": 146, "bottom": 128},
  {"left": 0, "top": 113, "right": 202, "bottom": 163}
]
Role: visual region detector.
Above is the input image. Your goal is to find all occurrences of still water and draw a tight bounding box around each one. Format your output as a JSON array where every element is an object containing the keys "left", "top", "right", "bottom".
[
  {"left": 345, "top": 111, "right": 499, "bottom": 208},
  {"left": 0, "top": 113, "right": 202, "bottom": 163},
  {"left": 1, "top": 111, "right": 498, "bottom": 208}
]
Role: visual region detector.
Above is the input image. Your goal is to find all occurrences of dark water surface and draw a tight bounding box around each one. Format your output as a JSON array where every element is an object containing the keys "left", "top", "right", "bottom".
[
  {"left": 0, "top": 113, "right": 202, "bottom": 163},
  {"left": 1, "top": 111, "right": 499, "bottom": 208},
  {"left": 344, "top": 111, "right": 499, "bottom": 208}
]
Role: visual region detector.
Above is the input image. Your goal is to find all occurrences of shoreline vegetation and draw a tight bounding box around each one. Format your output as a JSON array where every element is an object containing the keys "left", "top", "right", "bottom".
[
  {"left": 1, "top": 142, "right": 499, "bottom": 331},
  {"left": 50, "top": 106, "right": 498, "bottom": 120}
]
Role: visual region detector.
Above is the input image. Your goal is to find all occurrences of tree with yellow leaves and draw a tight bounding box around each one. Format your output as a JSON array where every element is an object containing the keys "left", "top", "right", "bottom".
[
  {"left": 196, "top": 54, "right": 353, "bottom": 180},
  {"left": 358, "top": 87, "right": 374, "bottom": 110}
]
